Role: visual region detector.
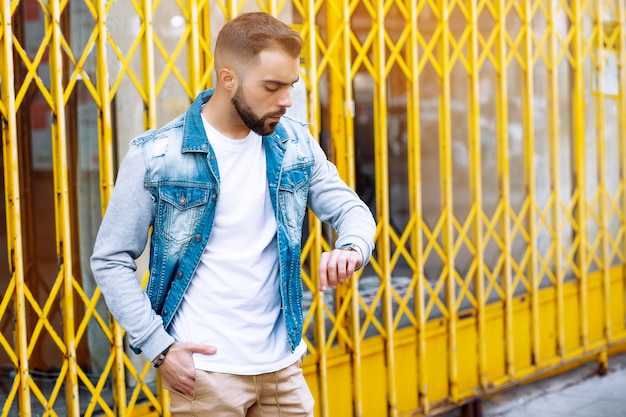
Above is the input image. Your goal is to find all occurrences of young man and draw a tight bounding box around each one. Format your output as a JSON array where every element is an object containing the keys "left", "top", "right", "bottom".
[{"left": 91, "top": 12, "right": 376, "bottom": 416}]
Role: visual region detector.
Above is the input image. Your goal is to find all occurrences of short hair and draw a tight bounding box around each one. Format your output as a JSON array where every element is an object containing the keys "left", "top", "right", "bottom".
[{"left": 214, "top": 12, "right": 302, "bottom": 70}]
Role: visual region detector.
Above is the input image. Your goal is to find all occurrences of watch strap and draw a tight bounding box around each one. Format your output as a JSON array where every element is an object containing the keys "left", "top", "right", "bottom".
[{"left": 153, "top": 344, "right": 172, "bottom": 368}]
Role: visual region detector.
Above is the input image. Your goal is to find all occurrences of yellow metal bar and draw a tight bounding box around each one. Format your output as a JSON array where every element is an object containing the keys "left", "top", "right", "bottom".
[
  {"left": 142, "top": 0, "right": 157, "bottom": 129},
  {"left": 227, "top": 0, "right": 237, "bottom": 21},
  {"left": 349, "top": 269, "right": 363, "bottom": 417},
  {"left": 571, "top": 0, "right": 589, "bottom": 353},
  {"left": 546, "top": 0, "right": 565, "bottom": 359},
  {"left": 619, "top": 0, "right": 626, "bottom": 307},
  {"left": 96, "top": 0, "right": 115, "bottom": 211},
  {"left": 198, "top": 3, "right": 213, "bottom": 89},
  {"left": 595, "top": 0, "right": 608, "bottom": 343},
  {"left": 48, "top": 1, "right": 80, "bottom": 414},
  {"left": 373, "top": 0, "right": 396, "bottom": 414},
  {"left": 466, "top": 0, "right": 487, "bottom": 390},
  {"left": 328, "top": 7, "right": 356, "bottom": 187},
  {"left": 406, "top": 0, "right": 428, "bottom": 411},
  {"left": 341, "top": 11, "right": 356, "bottom": 188},
  {"left": 304, "top": 9, "right": 318, "bottom": 135},
  {"left": 1, "top": 2, "right": 32, "bottom": 416},
  {"left": 438, "top": 0, "right": 458, "bottom": 402},
  {"left": 188, "top": 0, "right": 201, "bottom": 98},
  {"left": 495, "top": 0, "right": 513, "bottom": 379},
  {"left": 597, "top": 349, "right": 609, "bottom": 374},
  {"left": 327, "top": 7, "right": 349, "bottom": 181},
  {"left": 266, "top": 0, "right": 277, "bottom": 18},
  {"left": 304, "top": 196, "right": 327, "bottom": 415},
  {"left": 594, "top": 0, "right": 612, "bottom": 343},
  {"left": 521, "top": 0, "right": 539, "bottom": 368},
  {"left": 311, "top": 224, "right": 328, "bottom": 417}
]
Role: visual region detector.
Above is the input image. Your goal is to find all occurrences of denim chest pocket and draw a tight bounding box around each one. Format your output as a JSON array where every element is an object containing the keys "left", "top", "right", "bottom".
[
  {"left": 278, "top": 167, "right": 310, "bottom": 231},
  {"left": 157, "top": 185, "right": 212, "bottom": 243}
]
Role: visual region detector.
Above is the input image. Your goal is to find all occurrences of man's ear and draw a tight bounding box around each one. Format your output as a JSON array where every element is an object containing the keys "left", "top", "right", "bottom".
[{"left": 218, "top": 67, "right": 236, "bottom": 91}]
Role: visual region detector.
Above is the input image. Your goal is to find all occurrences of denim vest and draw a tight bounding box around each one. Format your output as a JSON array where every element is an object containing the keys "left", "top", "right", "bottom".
[{"left": 137, "top": 89, "right": 314, "bottom": 350}]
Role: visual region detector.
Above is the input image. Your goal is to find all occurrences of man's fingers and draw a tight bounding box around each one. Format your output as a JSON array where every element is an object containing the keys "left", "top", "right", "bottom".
[
  {"left": 169, "top": 341, "right": 217, "bottom": 358},
  {"left": 318, "top": 249, "right": 361, "bottom": 292},
  {"left": 187, "top": 342, "right": 217, "bottom": 355},
  {"left": 336, "top": 254, "right": 348, "bottom": 282},
  {"left": 318, "top": 252, "right": 330, "bottom": 291},
  {"left": 158, "top": 342, "right": 216, "bottom": 397},
  {"left": 326, "top": 251, "right": 339, "bottom": 288},
  {"left": 319, "top": 251, "right": 340, "bottom": 291}
]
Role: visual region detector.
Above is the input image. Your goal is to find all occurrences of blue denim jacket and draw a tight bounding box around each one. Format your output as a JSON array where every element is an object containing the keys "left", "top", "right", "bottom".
[{"left": 90, "top": 89, "right": 376, "bottom": 361}]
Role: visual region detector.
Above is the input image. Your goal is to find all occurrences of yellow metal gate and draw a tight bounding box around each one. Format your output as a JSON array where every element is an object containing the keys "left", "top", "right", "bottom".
[{"left": 1, "top": 0, "right": 625, "bottom": 416}]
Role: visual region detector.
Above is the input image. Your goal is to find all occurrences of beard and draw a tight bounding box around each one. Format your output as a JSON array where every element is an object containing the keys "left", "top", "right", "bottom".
[{"left": 231, "top": 85, "right": 285, "bottom": 136}]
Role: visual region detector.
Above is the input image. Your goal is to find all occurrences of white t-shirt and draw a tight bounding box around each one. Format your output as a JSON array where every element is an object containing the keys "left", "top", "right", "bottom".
[{"left": 169, "top": 117, "right": 306, "bottom": 374}]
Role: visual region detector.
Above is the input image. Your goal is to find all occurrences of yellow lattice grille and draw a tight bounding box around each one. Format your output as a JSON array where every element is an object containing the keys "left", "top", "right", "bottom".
[{"left": 1, "top": 0, "right": 625, "bottom": 416}]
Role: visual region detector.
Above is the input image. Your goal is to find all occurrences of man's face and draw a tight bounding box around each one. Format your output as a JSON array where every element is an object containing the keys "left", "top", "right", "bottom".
[{"left": 231, "top": 49, "right": 300, "bottom": 136}]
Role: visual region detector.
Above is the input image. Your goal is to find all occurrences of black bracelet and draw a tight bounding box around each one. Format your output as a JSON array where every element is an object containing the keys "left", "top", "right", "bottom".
[{"left": 153, "top": 344, "right": 172, "bottom": 368}]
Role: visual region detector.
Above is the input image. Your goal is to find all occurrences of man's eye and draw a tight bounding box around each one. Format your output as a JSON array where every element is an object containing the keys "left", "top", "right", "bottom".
[{"left": 265, "top": 86, "right": 278, "bottom": 92}]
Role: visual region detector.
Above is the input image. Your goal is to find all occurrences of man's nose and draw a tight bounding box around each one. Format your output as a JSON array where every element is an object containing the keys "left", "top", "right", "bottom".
[{"left": 277, "top": 89, "right": 293, "bottom": 108}]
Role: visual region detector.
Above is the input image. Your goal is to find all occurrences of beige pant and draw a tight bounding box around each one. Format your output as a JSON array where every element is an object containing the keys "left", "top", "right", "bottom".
[{"left": 166, "top": 360, "right": 315, "bottom": 416}]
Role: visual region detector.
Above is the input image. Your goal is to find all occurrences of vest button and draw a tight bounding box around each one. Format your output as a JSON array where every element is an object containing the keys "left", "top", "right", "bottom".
[
  {"left": 162, "top": 310, "right": 168, "bottom": 316},
  {"left": 178, "top": 197, "right": 187, "bottom": 205},
  {"left": 194, "top": 234, "right": 201, "bottom": 242},
  {"left": 176, "top": 271, "right": 183, "bottom": 279}
]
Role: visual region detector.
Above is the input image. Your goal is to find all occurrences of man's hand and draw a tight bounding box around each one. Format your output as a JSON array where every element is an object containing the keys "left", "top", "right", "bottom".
[
  {"left": 318, "top": 248, "right": 362, "bottom": 292},
  {"left": 155, "top": 342, "right": 216, "bottom": 397}
]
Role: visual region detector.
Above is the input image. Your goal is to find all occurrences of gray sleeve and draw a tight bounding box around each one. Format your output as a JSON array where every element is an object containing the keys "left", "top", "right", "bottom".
[
  {"left": 90, "top": 144, "right": 175, "bottom": 361},
  {"left": 305, "top": 134, "right": 377, "bottom": 267}
]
